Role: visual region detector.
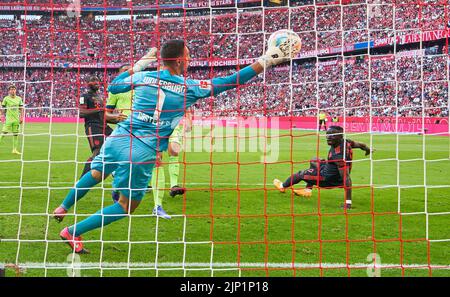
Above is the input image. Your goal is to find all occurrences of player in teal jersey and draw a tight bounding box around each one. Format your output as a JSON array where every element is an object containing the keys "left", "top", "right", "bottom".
[
  {"left": 105, "top": 64, "right": 134, "bottom": 203},
  {"left": 105, "top": 63, "right": 185, "bottom": 215},
  {"left": 53, "top": 38, "right": 299, "bottom": 253},
  {"left": 0, "top": 85, "right": 24, "bottom": 155}
]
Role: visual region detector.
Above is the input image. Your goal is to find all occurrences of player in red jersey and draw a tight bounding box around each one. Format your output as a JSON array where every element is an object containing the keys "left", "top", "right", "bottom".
[{"left": 274, "top": 126, "right": 372, "bottom": 209}]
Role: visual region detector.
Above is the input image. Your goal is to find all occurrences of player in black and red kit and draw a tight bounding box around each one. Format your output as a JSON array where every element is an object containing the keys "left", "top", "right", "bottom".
[
  {"left": 79, "top": 76, "right": 113, "bottom": 178},
  {"left": 273, "top": 126, "right": 372, "bottom": 209}
]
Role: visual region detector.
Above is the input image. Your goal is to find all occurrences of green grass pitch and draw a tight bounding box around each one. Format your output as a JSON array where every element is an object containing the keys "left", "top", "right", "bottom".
[{"left": 0, "top": 123, "right": 449, "bottom": 277}]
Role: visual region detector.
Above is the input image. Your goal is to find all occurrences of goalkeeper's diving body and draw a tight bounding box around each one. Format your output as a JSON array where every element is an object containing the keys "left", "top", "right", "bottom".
[
  {"left": 104, "top": 63, "right": 133, "bottom": 204},
  {"left": 106, "top": 64, "right": 191, "bottom": 219},
  {"left": 273, "top": 126, "right": 372, "bottom": 210},
  {"left": 53, "top": 38, "right": 299, "bottom": 253}
]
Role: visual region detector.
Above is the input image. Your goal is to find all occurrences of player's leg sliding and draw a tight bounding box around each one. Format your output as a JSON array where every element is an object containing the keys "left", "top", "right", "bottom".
[
  {"left": 151, "top": 166, "right": 171, "bottom": 219},
  {"left": 273, "top": 179, "right": 286, "bottom": 193},
  {"left": 273, "top": 171, "right": 313, "bottom": 198},
  {"left": 53, "top": 170, "right": 102, "bottom": 222},
  {"left": 293, "top": 187, "right": 313, "bottom": 198},
  {"left": 288, "top": 172, "right": 313, "bottom": 197}
]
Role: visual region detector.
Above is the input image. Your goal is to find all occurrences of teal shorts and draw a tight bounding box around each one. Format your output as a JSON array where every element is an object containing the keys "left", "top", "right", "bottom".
[{"left": 91, "top": 126, "right": 157, "bottom": 201}]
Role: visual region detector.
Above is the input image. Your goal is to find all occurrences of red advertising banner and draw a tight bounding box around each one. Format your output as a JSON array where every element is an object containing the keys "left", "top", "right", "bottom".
[
  {"left": 374, "top": 30, "right": 449, "bottom": 47},
  {"left": 26, "top": 116, "right": 449, "bottom": 135},
  {"left": 192, "top": 116, "right": 449, "bottom": 134}
]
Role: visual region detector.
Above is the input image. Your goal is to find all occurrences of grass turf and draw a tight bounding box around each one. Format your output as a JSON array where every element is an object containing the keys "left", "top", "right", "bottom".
[{"left": 0, "top": 123, "right": 449, "bottom": 277}]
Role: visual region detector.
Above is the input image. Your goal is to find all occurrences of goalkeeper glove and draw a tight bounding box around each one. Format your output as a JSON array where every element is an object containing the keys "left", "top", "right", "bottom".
[
  {"left": 258, "top": 38, "right": 300, "bottom": 69},
  {"left": 132, "top": 48, "right": 157, "bottom": 73}
]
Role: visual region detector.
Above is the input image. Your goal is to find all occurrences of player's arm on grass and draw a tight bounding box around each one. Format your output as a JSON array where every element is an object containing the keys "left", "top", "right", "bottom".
[
  {"left": 351, "top": 140, "right": 372, "bottom": 156},
  {"left": 338, "top": 166, "right": 352, "bottom": 202}
]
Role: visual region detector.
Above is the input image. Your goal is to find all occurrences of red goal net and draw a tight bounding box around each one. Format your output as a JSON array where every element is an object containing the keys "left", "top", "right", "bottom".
[{"left": 0, "top": 0, "right": 449, "bottom": 277}]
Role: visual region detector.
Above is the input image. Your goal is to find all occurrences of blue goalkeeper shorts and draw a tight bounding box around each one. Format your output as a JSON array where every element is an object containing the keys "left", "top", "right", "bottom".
[{"left": 91, "top": 126, "right": 156, "bottom": 201}]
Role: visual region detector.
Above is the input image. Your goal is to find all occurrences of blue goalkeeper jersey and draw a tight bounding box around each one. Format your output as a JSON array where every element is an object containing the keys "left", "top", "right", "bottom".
[{"left": 108, "top": 67, "right": 257, "bottom": 152}]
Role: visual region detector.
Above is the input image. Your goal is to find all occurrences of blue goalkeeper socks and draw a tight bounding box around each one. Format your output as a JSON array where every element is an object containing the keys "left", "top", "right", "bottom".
[
  {"left": 68, "top": 202, "right": 127, "bottom": 237},
  {"left": 61, "top": 172, "right": 99, "bottom": 210}
]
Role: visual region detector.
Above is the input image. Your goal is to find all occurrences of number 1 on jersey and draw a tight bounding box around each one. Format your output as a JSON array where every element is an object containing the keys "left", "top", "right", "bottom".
[{"left": 153, "top": 89, "right": 166, "bottom": 121}]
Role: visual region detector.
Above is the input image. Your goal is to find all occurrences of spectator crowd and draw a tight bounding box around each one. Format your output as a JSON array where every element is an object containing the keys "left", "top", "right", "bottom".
[{"left": 0, "top": 1, "right": 449, "bottom": 118}]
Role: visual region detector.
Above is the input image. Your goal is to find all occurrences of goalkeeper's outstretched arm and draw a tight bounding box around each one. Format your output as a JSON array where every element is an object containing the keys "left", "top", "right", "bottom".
[
  {"left": 206, "top": 63, "right": 263, "bottom": 97},
  {"left": 109, "top": 36, "right": 298, "bottom": 97},
  {"left": 194, "top": 44, "right": 293, "bottom": 99}
]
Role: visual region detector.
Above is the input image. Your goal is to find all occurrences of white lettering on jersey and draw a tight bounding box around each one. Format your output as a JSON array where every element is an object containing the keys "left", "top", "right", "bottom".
[
  {"left": 142, "top": 76, "right": 186, "bottom": 94},
  {"left": 79, "top": 96, "right": 85, "bottom": 105},
  {"left": 137, "top": 112, "right": 171, "bottom": 126}
]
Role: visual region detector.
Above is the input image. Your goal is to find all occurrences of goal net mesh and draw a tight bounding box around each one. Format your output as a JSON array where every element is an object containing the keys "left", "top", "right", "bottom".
[{"left": 0, "top": 0, "right": 449, "bottom": 277}]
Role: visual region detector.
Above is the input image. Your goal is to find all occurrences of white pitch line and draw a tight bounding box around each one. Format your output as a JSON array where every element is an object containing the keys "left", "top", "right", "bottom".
[
  {"left": 2, "top": 262, "right": 450, "bottom": 269},
  {"left": 0, "top": 181, "right": 421, "bottom": 187},
  {"left": 2, "top": 182, "right": 450, "bottom": 190}
]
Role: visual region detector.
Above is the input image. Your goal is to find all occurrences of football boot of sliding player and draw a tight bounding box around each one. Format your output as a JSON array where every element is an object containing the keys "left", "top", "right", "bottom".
[
  {"left": 293, "top": 188, "right": 312, "bottom": 198},
  {"left": 273, "top": 179, "right": 286, "bottom": 193}
]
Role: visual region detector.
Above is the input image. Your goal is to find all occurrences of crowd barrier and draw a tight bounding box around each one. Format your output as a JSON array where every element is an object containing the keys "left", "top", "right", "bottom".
[{"left": 25, "top": 116, "right": 449, "bottom": 134}]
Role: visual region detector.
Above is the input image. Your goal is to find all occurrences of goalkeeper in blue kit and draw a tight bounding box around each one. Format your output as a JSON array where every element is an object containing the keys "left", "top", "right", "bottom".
[{"left": 53, "top": 38, "right": 300, "bottom": 253}]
